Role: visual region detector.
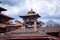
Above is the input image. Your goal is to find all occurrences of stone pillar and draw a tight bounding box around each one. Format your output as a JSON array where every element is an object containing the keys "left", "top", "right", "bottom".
[
  {"left": 22, "top": 22, "right": 26, "bottom": 32},
  {"left": 34, "top": 21, "right": 37, "bottom": 31},
  {"left": 21, "top": 25, "right": 25, "bottom": 32},
  {"left": 23, "top": 26, "right": 25, "bottom": 32}
]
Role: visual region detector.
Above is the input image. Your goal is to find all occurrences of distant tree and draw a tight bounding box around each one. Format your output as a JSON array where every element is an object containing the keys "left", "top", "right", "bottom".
[{"left": 38, "top": 21, "right": 45, "bottom": 27}]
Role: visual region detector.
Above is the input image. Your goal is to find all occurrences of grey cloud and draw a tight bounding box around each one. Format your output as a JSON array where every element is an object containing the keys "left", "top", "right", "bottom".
[
  {"left": 41, "top": 15, "right": 60, "bottom": 19},
  {"left": 0, "top": 0, "right": 25, "bottom": 6}
]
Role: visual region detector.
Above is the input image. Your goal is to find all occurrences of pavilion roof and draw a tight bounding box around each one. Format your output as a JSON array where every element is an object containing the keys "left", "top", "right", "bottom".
[
  {"left": 19, "top": 14, "right": 40, "bottom": 18},
  {"left": 42, "top": 27, "right": 60, "bottom": 33},
  {"left": 19, "top": 9, "right": 41, "bottom": 18},
  {"left": 6, "top": 24, "right": 22, "bottom": 27},
  {"left": 0, "top": 13, "right": 14, "bottom": 20}
]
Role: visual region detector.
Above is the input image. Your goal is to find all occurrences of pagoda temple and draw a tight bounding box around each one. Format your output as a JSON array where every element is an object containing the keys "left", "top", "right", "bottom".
[
  {"left": 0, "top": 7, "right": 13, "bottom": 24},
  {"left": 0, "top": 4, "right": 13, "bottom": 33},
  {"left": 0, "top": 7, "right": 14, "bottom": 26},
  {"left": 0, "top": 7, "right": 23, "bottom": 33}
]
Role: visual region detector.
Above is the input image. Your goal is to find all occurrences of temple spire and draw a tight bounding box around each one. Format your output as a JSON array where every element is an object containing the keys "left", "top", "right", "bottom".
[
  {"left": 30, "top": 8, "right": 34, "bottom": 12},
  {"left": 27, "top": 8, "right": 36, "bottom": 14},
  {"left": 31, "top": 8, "right": 33, "bottom": 11}
]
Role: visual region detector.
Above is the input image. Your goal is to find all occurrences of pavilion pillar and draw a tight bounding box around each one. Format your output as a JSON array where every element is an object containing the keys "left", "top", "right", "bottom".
[
  {"left": 22, "top": 22, "right": 26, "bottom": 32},
  {"left": 34, "top": 21, "right": 37, "bottom": 32},
  {"left": 21, "top": 25, "right": 25, "bottom": 32},
  {"left": 24, "top": 26, "right": 25, "bottom": 32}
]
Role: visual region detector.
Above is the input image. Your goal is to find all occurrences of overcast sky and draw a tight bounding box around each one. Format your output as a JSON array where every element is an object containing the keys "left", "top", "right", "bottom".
[{"left": 0, "top": 0, "right": 60, "bottom": 24}]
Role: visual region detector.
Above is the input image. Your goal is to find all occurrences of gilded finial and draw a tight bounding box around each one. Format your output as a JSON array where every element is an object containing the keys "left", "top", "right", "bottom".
[{"left": 31, "top": 8, "right": 33, "bottom": 11}]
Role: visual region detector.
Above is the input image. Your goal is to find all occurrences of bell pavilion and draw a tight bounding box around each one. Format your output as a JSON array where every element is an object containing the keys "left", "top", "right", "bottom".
[{"left": 19, "top": 9, "right": 40, "bottom": 32}]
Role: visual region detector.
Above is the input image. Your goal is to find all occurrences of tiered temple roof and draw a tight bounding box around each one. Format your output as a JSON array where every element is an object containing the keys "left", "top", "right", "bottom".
[
  {"left": 0, "top": 7, "right": 14, "bottom": 23},
  {"left": 0, "top": 13, "right": 13, "bottom": 20},
  {"left": 0, "top": 7, "right": 13, "bottom": 20},
  {"left": 0, "top": 4, "right": 14, "bottom": 33},
  {"left": 0, "top": 7, "right": 7, "bottom": 13}
]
